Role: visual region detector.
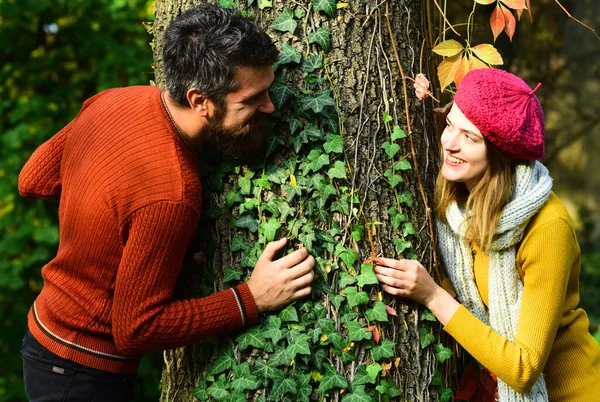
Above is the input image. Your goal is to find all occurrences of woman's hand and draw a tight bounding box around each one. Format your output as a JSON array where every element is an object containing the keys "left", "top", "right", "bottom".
[
  {"left": 373, "top": 257, "right": 460, "bottom": 325},
  {"left": 373, "top": 257, "right": 439, "bottom": 305}
]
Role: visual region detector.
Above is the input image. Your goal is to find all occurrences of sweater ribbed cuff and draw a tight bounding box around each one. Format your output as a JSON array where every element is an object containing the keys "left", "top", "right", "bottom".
[{"left": 235, "top": 283, "right": 259, "bottom": 326}]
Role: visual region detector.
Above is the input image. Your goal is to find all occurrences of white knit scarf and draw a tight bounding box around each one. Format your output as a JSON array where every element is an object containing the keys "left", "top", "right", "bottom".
[{"left": 436, "top": 161, "right": 552, "bottom": 402}]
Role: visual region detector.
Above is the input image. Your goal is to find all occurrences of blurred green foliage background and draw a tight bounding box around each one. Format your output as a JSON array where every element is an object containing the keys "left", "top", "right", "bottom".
[{"left": 0, "top": 0, "right": 598, "bottom": 401}]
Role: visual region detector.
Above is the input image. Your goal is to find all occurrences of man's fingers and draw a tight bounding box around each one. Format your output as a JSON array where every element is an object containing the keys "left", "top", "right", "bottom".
[
  {"left": 290, "top": 269, "right": 315, "bottom": 290},
  {"left": 287, "top": 255, "right": 315, "bottom": 279},
  {"left": 276, "top": 247, "right": 309, "bottom": 268},
  {"left": 292, "top": 286, "right": 312, "bottom": 300},
  {"left": 259, "top": 238, "right": 288, "bottom": 262}
]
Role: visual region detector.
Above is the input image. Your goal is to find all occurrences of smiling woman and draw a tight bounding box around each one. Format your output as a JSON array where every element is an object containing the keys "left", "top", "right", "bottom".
[{"left": 374, "top": 68, "right": 600, "bottom": 401}]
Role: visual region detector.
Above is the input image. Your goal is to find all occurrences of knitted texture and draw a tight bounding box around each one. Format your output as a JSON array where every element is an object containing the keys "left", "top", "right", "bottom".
[
  {"left": 18, "top": 86, "right": 259, "bottom": 374},
  {"left": 437, "top": 161, "right": 552, "bottom": 401},
  {"left": 454, "top": 69, "right": 544, "bottom": 160}
]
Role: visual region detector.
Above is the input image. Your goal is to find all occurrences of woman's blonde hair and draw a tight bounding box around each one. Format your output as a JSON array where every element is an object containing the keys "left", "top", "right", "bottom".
[{"left": 433, "top": 103, "right": 517, "bottom": 253}]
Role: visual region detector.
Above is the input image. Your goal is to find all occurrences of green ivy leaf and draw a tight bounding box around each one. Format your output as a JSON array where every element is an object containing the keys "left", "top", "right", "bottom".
[
  {"left": 341, "top": 385, "right": 374, "bottom": 402},
  {"left": 421, "top": 308, "right": 437, "bottom": 322},
  {"left": 307, "top": 149, "right": 330, "bottom": 172},
  {"left": 288, "top": 118, "right": 303, "bottom": 134},
  {"left": 193, "top": 379, "right": 209, "bottom": 401},
  {"left": 301, "top": 89, "right": 336, "bottom": 113},
  {"left": 207, "top": 374, "right": 231, "bottom": 401},
  {"left": 430, "top": 369, "right": 442, "bottom": 387},
  {"left": 345, "top": 321, "right": 373, "bottom": 342},
  {"left": 300, "top": 54, "right": 323, "bottom": 73},
  {"left": 269, "top": 377, "right": 297, "bottom": 401},
  {"left": 383, "top": 112, "right": 393, "bottom": 123},
  {"left": 259, "top": 218, "right": 281, "bottom": 242},
  {"left": 318, "top": 182, "right": 337, "bottom": 202},
  {"left": 435, "top": 343, "right": 453, "bottom": 363},
  {"left": 262, "top": 316, "right": 283, "bottom": 345},
  {"left": 338, "top": 271, "right": 357, "bottom": 288},
  {"left": 318, "top": 365, "right": 348, "bottom": 392},
  {"left": 219, "top": 0, "right": 236, "bottom": 8},
  {"left": 365, "top": 301, "right": 389, "bottom": 322},
  {"left": 300, "top": 124, "right": 323, "bottom": 140},
  {"left": 390, "top": 212, "right": 407, "bottom": 231},
  {"left": 307, "top": 27, "right": 331, "bottom": 51},
  {"left": 208, "top": 345, "right": 234, "bottom": 376},
  {"left": 226, "top": 190, "right": 244, "bottom": 208},
  {"left": 269, "top": 8, "right": 297, "bottom": 33},
  {"left": 275, "top": 44, "right": 302, "bottom": 69},
  {"left": 395, "top": 158, "right": 412, "bottom": 170},
  {"left": 230, "top": 235, "right": 249, "bottom": 252},
  {"left": 339, "top": 248, "right": 357, "bottom": 268},
  {"left": 419, "top": 327, "right": 435, "bottom": 349},
  {"left": 352, "top": 365, "right": 376, "bottom": 386},
  {"left": 381, "top": 141, "right": 401, "bottom": 159},
  {"left": 391, "top": 125, "right": 407, "bottom": 140},
  {"left": 298, "top": 230, "right": 317, "bottom": 252},
  {"left": 384, "top": 169, "right": 403, "bottom": 188},
  {"left": 330, "top": 293, "right": 345, "bottom": 309},
  {"left": 231, "top": 362, "right": 260, "bottom": 393},
  {"left": 439, "top": 387, "right": 453, "bottom": 402},
  {"left": 398, "top": 190, "right": 413, "bottom": 207},
  {"left": 279, "top": 304, "right": 299, "bottom": 322},
  {"left": 344, "top": 287, "right": 369, "bottom": 308},
  {"left": 403, "top": 222, "right": 416, "bottom": 236},
  {"left": 371, "top": 339, "right": 396, "bottom": 361},
  {"left": 366, "top": 363, "right": 382, "bottom": 381},
  {"left": 393, "top": 238, "right": 412, "bottom": 254},
  {"left": 254, "top": 174, "right": 271, "bottom": 190},
  {"left": 235, "top": 214, "right": 259, "bottom": 233},
  {"left": 269, "top": 347, "right": 291, "bottom": 367},
  {"left": 258, "top": 0, "right": 272, "bottom": 9},
  {"left": 313, "top": 0, "right": 336, "bottom": 16},
  {"left": 270, "top": 82, "right": 296, "bottom": 109},
  {"left": 223, "top": 267, "right": 243, "bottom": 282},
  {"left": 350, "top": 224, "right": 364, "bottom": 242},
  {"left": 236, "top": 327, "right": 267, "bottom": 351},
  {"left": 228, "top": 392, "right": 246, "bottom": 402},
  {"left": 356, "top": 263, "right": 378, "bottom": 287},
  {"left": 295, "top": 374, "right": 312, "bottom": 402},
  {"left": 253, "top": 360, "right": 280, "bottom": 381},
  {"left": 285, "top": 333, "right": 311, "bottom": 360}
]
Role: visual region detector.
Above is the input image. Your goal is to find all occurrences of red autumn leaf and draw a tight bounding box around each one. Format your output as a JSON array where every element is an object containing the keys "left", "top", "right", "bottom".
[
  {"left": 479, "top": 369, "right": 499, "bottom": 402},
  {"left": 456, "top": 364, "right": 479, "bottom": 400},
  {"left": 373, "top": 327, "right": 381, "bottom": 344},
  {"left": 501, "top": 4, "right": 517, "bottom": 41},
  {"left": 490, "top": 4, "right": 506, "bottom": 42},
  {"left": 386, "top": 305, "right": 398, "bottom": 316},
  {"left": 437, "top": 54, "right": 461, "bottom": 89}
]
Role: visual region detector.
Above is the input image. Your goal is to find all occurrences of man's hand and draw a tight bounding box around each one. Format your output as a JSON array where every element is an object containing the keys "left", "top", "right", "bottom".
[{"left": 247, "top": 238, "right": 315, "bottom": 313}]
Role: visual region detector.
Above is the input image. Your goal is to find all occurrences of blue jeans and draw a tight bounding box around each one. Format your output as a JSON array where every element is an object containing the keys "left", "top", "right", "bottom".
[{"left": 21, "top": 330, "right": 135, "bottom": 402}]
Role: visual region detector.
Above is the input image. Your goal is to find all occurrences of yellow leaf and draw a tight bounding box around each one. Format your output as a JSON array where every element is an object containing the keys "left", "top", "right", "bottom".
[
  {"left": 336, "top": 2, "right": 349, "bottom": 8},
  {"left": 432, "top": 39, "right": 464, "bottom": 57},
  {"left": 468, "top": 56, "right": 489, "bottom": 71},
  {"left": 290, "top": 174, "right": 297, "bottom": 187},
  {"left": 320, "top": 334, "right": 329, "bottom": 342},
  {"left": 453, "top": 56, "right": 470, "bottom": 87},
  {"left": 378, "top": 292, "right": 383, "bottom": 302},
  {"left": 474, "top": 0, "right": 495, "bottom": 4},
  {"left": 472, "top": 44, "right": 504, "bottom": 65},
  {"left": 501, "top": 0, "right": 525, "bottom": 10},
  {"left": 311, "top": 371, "right": 324, "bottom": 382},
  {"left": 394, "top": 357, "right": 401, "bottom": 367},
  {"left": 437, "top": 54, "right": 461, "bottom": 89}
]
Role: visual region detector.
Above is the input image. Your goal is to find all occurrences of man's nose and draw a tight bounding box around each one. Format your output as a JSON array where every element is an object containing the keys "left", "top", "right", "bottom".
[{"left": 258, "top": 93, "right": 275, "bottom": 114}]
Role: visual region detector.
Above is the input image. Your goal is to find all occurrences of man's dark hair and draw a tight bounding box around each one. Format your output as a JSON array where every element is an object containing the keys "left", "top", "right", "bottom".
[{"left": 162, "top": 4, "right": 279, "bottom": 108}]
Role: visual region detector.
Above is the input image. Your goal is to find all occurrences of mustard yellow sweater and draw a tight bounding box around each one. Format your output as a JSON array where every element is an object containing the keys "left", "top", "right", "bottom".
[{"left": 443, "top": 193, "right": 600, "bottom": 401}]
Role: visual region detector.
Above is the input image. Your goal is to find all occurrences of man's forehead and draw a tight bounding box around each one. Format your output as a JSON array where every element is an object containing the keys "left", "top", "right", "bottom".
[{"left": 231, "top": 66, "right": 274, "bottom": 97}]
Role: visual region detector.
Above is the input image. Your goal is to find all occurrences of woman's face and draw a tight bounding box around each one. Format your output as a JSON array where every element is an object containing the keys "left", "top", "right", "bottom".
[{"left": 440, "top": 103, "right": 489, "bottom": 190}]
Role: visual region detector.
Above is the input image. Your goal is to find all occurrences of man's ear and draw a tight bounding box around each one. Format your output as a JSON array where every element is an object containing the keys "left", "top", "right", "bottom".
[{"left": 186, "top": 88, "right": 214, "bottom": 117}]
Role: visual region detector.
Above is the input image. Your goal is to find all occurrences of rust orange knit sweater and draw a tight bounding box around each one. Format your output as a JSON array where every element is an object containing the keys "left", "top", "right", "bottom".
[{"left": 18, "top": 86, "right": 258, "bottom": 374}]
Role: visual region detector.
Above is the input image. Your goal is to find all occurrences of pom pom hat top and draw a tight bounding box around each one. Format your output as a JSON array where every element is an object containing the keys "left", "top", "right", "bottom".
[{"left": 454, "top": 68, "right": 545, "bottom": 160}]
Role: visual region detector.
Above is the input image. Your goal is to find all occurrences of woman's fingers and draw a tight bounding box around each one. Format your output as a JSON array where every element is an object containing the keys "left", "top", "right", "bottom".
[{"left": 373, "top": 256, "right": 403, "bottom": 270}]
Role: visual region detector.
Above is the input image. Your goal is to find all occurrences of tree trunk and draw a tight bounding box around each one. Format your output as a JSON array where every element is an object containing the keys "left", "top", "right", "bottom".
[{"left": 150, "top": 1, "right": 448, "bottom": 401}]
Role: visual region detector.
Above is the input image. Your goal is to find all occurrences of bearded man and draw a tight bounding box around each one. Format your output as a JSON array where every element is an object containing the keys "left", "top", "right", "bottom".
[{"left": 18, "top": 5, "right": 314, "bottom": 401}]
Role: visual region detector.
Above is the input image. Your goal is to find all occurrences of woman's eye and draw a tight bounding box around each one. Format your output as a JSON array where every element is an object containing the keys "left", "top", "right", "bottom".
[{"left": 465, "top": 134, "right": 474, "bottom": 142}]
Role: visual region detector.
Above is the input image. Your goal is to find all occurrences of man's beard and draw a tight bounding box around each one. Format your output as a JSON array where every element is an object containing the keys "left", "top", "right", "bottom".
[{"left": 205, "top": 107, "right": 270, "bottom": 163}]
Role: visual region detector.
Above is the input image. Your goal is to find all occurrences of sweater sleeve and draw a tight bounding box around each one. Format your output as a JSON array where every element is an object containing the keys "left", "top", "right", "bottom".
[
  {"left": 112, "top": 201, "right": 259, "bottom": 355},
  {"left": 443, "top": 218, "right": 577, "bottom": 393},
  {"left": 18, "top": 90, "right": 111, "bottom": 200}
]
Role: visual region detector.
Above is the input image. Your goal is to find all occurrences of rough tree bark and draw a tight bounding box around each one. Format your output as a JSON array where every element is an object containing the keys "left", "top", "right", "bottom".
[{"left": 149, "top": 0, "right": 444, "bottom": 401}]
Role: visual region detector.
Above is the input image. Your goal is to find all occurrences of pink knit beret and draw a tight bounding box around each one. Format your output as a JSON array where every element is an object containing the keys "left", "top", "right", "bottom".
[{"left": 454, "top": 68, "right": 544, "bottom": 160}]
